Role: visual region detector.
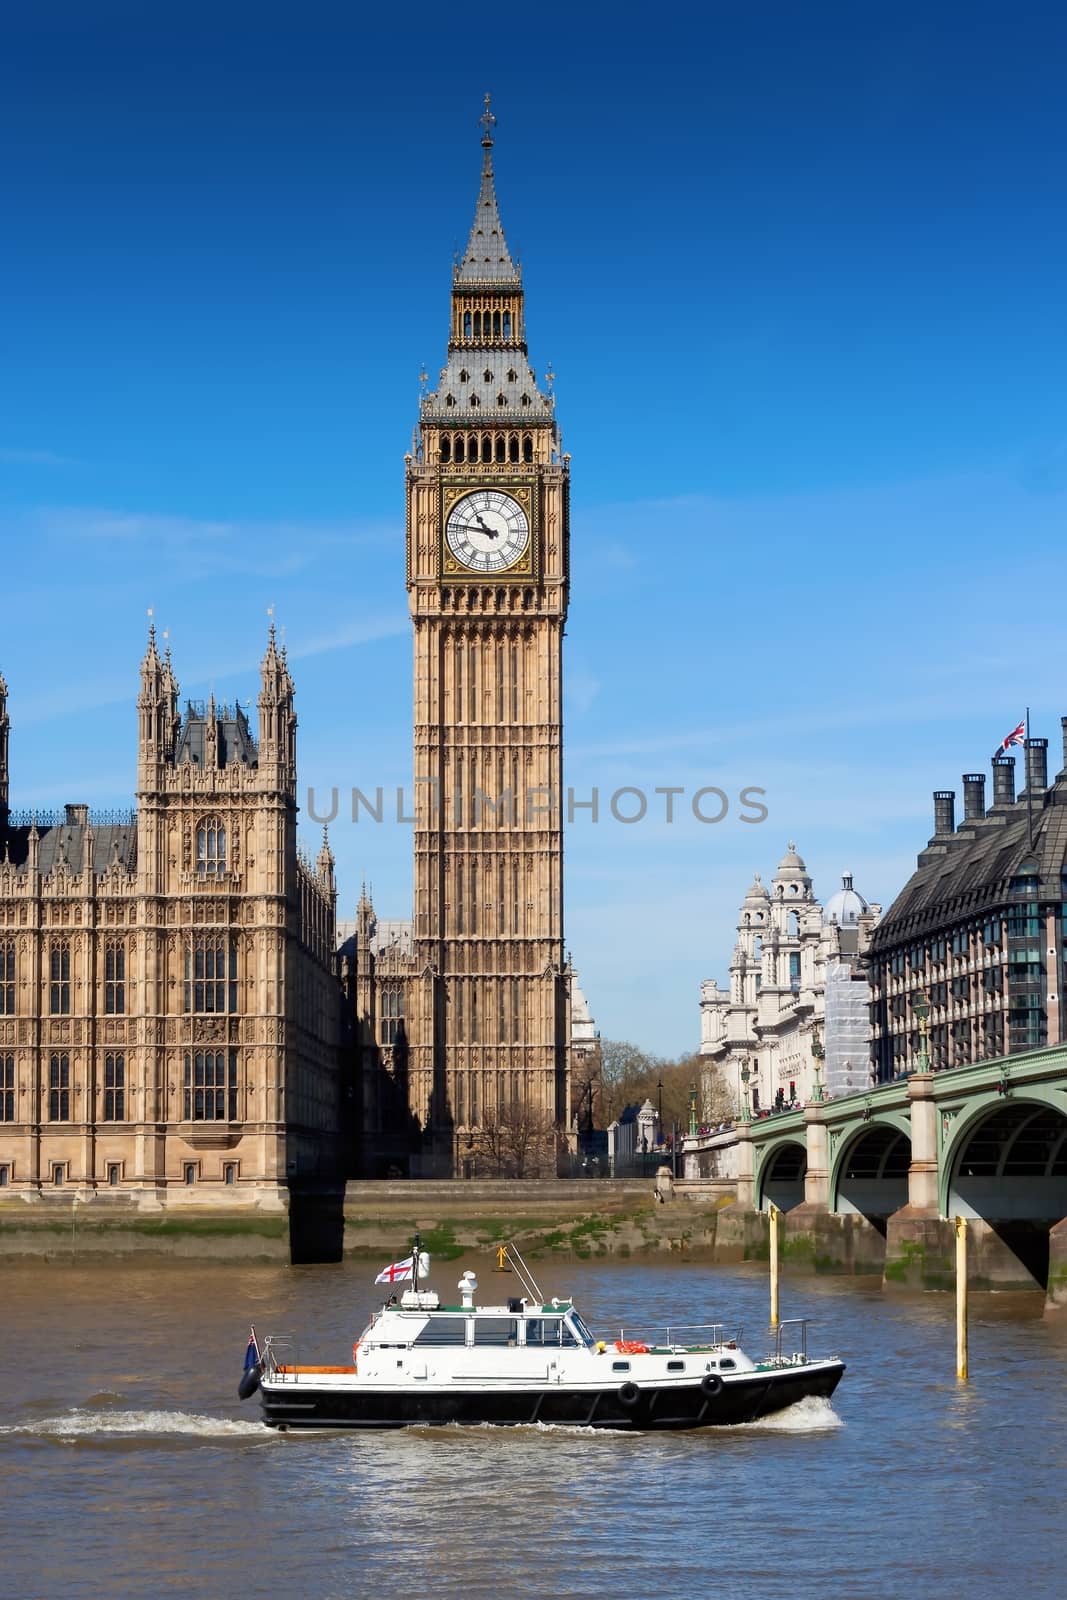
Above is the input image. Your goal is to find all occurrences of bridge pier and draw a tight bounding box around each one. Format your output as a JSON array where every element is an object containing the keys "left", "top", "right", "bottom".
[
  {"left": 905, "top": 1073, "right": 939, "bottom": 1211},
  {"left": 802, "top": 1104, "right": 829, "bottom": 1209},
  {"left": 1045, "top": 1216, "right": 1067, "bottom": 1311}
]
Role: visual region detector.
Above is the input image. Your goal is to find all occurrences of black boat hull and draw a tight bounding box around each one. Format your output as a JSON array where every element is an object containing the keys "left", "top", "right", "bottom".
[{"left": 259, "top": 1360, "right": 844, "bottom": 1431}]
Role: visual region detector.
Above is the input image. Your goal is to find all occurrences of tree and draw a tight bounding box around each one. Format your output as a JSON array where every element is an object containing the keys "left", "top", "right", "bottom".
[
  {"left": 596, "top": 1041, "right": 735, "bottom": 1137},
  {"left": 468, "top": 1101, "right": 558, "bottom": 1178}
]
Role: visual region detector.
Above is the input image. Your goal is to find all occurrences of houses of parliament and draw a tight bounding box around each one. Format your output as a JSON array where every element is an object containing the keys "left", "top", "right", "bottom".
[{"left": 0, "top": 103, "right": 574, "bottom": 1201}]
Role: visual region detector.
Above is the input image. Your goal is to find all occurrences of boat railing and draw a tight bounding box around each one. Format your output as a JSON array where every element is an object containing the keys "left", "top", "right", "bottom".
[
  {"left": 261, "top": 1334, "right": 296, "bottom": 1377},
  {"left": 769, "top": 1318, "right": 809, "bottom": 1365},
  {"left": 615, "top": 1323, "right": 742, "bottom": 1350}
]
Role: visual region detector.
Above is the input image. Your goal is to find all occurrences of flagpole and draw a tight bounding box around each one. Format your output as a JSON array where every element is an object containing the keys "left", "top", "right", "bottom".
[
  {"left": 413, "top": 1230, "right": 422, "bottom": 1293},
  {"left": 1026, "top": 705, "right": 1034, "bottom": 849}
]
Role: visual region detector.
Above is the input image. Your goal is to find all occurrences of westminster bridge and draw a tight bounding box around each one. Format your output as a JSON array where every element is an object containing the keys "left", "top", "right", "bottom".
[{"left": 692, "top": 1042, "right": 1067, "bottom": 1306}]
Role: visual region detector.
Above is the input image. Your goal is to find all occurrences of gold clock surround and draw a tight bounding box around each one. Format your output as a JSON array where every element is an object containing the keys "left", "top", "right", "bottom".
[{"left": 440, "top": 478, "right": 539, "bottom": 581}]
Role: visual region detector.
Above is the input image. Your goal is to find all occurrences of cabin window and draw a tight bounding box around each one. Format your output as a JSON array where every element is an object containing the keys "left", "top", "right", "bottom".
[
  {"left": 667, "top": 1360, "right": 685, "bottom": 1372},
  {"left": 472, "top": 1317, "right": 518, "bottom": 1347},
  {"left": 413, "top": 1319, "right": 468, "bottom": 1347},
  {"left": 719, "top": 1358, "right": 737, "bottom": 1370},
  {"left": 525, "top": 1318, "right": 580, "bottom": 1348},
  {"left": 612, "top": 1361, "right": 631, "bottom": 1373}
]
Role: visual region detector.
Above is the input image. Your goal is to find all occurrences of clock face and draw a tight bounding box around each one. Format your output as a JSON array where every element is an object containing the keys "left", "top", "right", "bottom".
[{"left": 445, "top": 489, "right": 530, "bottom": 573}]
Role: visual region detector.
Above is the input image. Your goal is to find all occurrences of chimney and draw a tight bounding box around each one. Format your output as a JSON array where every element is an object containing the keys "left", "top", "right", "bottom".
[
  {"left": 1024, "top": 737, "right": 1048, "bottom": 795},
  {"left": 962, "top": 773, "right": 986, "bottom": 822},
  {"left": 65, "top": 803, "right": 89, "bottom": 826},
  {"left": 933, "top": 790, "right": 955, "bottom": 836},
  {"left": 992, "top": 756, "right": 1016, "bottom": 807}
]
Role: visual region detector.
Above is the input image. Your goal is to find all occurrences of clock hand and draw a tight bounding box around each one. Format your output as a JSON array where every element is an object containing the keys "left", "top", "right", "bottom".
[{"left": 472, "top": 516, "right": 499, "bottom": 539}]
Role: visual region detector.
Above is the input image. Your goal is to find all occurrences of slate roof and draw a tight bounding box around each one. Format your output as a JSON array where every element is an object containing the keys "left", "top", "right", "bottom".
[
  {"left": 2, "top": 816, "right": 137, "bottom": 875},
  {"left": 870, "top": 774, "right": 1067, "bottom": 947},
  {"left": 421, "top": 349, "right": 553, "bottom": 424},
  {"left": 454, "top": 136, "right": 520, "bottom": 286},
  {"left": 175, "top": 701, "right": 257, "bottom": 768}
]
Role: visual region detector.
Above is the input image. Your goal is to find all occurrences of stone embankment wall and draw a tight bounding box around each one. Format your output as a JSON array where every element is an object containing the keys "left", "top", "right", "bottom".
[{"left": 0, "top": 1178, "right": 738, "bottom": 1264}]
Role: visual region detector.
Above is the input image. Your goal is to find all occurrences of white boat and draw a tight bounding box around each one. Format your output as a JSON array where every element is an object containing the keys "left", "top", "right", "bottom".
[{"left": 239, "top": 1241, "right": 845, "bottom": 1432}]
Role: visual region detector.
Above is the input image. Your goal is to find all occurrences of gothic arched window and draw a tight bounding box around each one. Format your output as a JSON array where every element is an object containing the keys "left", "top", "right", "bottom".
[
  {"left": 440, "top": 436, "right": 451, "bottom": 463},
  {"left": 49, "top": 941, "right": 70, "bottom": 1015},
  {"left": 196, "top": 818, "right": 226, "bottom": 877},
  {"left": 0, "top": 941, "right": 14, "bottom": 1015}
]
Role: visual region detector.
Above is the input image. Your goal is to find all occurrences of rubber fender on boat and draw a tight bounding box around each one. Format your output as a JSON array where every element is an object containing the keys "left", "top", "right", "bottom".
[
  {"left": 700, "top": 1371, "right": 723, "bottom": 1399},
  {"left": 617, "top": 1381, "right": 640, "bottom": 1407},
  {"left": 238, "top": 1366, "right": 261, "bottom": 1401}
]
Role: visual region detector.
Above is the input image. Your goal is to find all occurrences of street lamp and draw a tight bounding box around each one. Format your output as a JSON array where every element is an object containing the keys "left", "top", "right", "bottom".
[
  {"left": 688, "top": 1085, "right": 699, "bottom": 1137},
  {"left": 810, "top": 1030, "right": 825, "bottom": 1103},
  {"left": 739, "top": 1060, "right": 752, "bottom": 1123},
  {"left": 656, "top": 1077, "right": 664, "bottom": 1131},
  {"left": 913, "top": 991, "right": 930, "bottom": 1073}
]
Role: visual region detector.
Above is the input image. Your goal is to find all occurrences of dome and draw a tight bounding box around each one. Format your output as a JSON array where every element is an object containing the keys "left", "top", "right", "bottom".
[
  {"left": 773, "top": 841, "right": 812, "bottom": 896},
  {"left": 742, "top": 872, "right": 770, "bottom": 906},
  {"left": 822, "top": 871, "right": 869, "bottom": 927}
]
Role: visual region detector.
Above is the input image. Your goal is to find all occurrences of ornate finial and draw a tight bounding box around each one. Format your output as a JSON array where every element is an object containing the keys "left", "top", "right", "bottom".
[
  {"left": 267, "top": 602, "right": 276, "bottom": 644},
  {"left": 787, "top": 840, "right": 796, "bottom": 852},
  {"left": 545, "top": 363, "right": 555, "bottom": 389},
  {"left": 146, "top": 605, "right": 156, "bottom": 645},
  {"left": 419, "top": 365, "right": 428, "bottom": 394},
  {"left": 480, "top": 93, "right": 496, "bottom": 145}
]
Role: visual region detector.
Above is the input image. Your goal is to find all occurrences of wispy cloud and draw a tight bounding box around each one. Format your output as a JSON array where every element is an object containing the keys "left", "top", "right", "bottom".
[
  {"left": 24, "top": 505, "right": 400, "bottom": 583},
  {"left": 1, "top": 447, "right": 80, "bottom": 467}
]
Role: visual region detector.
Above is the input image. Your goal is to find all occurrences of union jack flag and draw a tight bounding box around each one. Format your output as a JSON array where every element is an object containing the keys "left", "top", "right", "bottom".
[
  {"left": 375, "top": 1255, "right": 414, "bottom": 1285},
  {"left": 993, "top": 720, "right": 1026, "bottom": 759}
]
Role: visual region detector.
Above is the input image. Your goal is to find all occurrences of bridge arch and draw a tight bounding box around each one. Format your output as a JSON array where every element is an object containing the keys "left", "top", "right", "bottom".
[
  {"left": 756, "top": 1136, "right": 807, "bottom": 1212},
  {"left": 940, "top": 1090, "right": 1067, "bottom": 1287},
  {"left": 829, "top": 1115, "right": 912, "bottom": 1229}
]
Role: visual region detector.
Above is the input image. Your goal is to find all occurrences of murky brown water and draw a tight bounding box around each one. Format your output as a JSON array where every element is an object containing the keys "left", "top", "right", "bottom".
[{"left": 1, "top": 1254, "right": 1065, "bottom": 1599}]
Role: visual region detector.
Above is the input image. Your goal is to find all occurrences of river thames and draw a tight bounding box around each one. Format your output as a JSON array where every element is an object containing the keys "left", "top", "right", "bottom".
[{"left": 2, "top": 1255, "right": 1065, "bottom": 1599}]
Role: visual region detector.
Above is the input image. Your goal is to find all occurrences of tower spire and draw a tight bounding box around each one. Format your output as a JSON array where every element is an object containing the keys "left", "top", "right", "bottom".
[{"left": 455, "top": 93, "right": 518, "bottom": 285}]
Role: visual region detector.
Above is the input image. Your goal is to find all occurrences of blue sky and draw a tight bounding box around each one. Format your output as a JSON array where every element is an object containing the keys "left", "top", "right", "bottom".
[{"left": 2, "top": 2, "right": 1065, "bottom": 1055}]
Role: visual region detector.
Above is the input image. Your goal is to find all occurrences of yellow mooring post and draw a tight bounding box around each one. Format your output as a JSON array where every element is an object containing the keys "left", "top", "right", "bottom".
[
  {"left": 955, "top": 1215, "right": 969, "bottom": 1381},
  {"left": 769, "top": 1203, "right": 780, "bottom": 1328}
]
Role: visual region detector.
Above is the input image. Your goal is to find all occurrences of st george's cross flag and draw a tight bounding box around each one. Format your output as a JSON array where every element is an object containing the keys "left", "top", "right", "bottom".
[
  {"left": 993, "top": 720, "right": 1026, "bottom": 760},
  {"left": 375, "top": 1256, "right": 414, "bottom": 1285}
]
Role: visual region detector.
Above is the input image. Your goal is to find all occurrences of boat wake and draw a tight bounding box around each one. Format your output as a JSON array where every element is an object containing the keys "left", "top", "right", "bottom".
[
  {"left": 737, "top": 1395, "right": 844, "bottom": 1432},
  {"left": 0, "top": 1408, "right": 268, "bottom": 1441}
]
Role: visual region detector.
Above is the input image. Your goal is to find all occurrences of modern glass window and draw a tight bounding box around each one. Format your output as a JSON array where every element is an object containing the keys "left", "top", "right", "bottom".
[
  {"left": 103, "top": 1053, "right": 125, "bottom": 1121},
  {"left": 104, "top": 941, "right": 125, "bottom": 1014},
  {"left": 0, "top": 1054, "right": 14, "bottom": 1121},
  {"left": 183, "top": 1049, "right": 238, "bottom": 1121},
  {"left": 0, "top": 941, "right": 14, "bottom": 1014},
  {"left": 184, "top": 936, "right": 238, "bottom": 1013},
  {"left": 196, "top": 818, "right": 227, "bottom": 878},
  {"left": 50, "top": 942, "right": 71, "bottom": 1014},
  {"left": 48, "top": 1053, "right": 70, "bottom": 1121}
]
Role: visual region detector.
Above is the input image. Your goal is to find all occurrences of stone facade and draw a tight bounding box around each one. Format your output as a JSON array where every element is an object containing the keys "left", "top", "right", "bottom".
[
  {"left": 0, "top": 629, "right": 342, "bottom": 1206},
  {"left": 699, "top": 845, "right": 880, "bottom": 1115},
  {"left": 347, "top": 106, "right": 571, "bottom": 1176}
]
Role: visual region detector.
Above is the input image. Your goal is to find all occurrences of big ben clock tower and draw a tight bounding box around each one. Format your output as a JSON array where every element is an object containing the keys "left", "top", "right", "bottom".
[{"left": 405, "top": 98, "right": 570, "bottom": 1175}]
